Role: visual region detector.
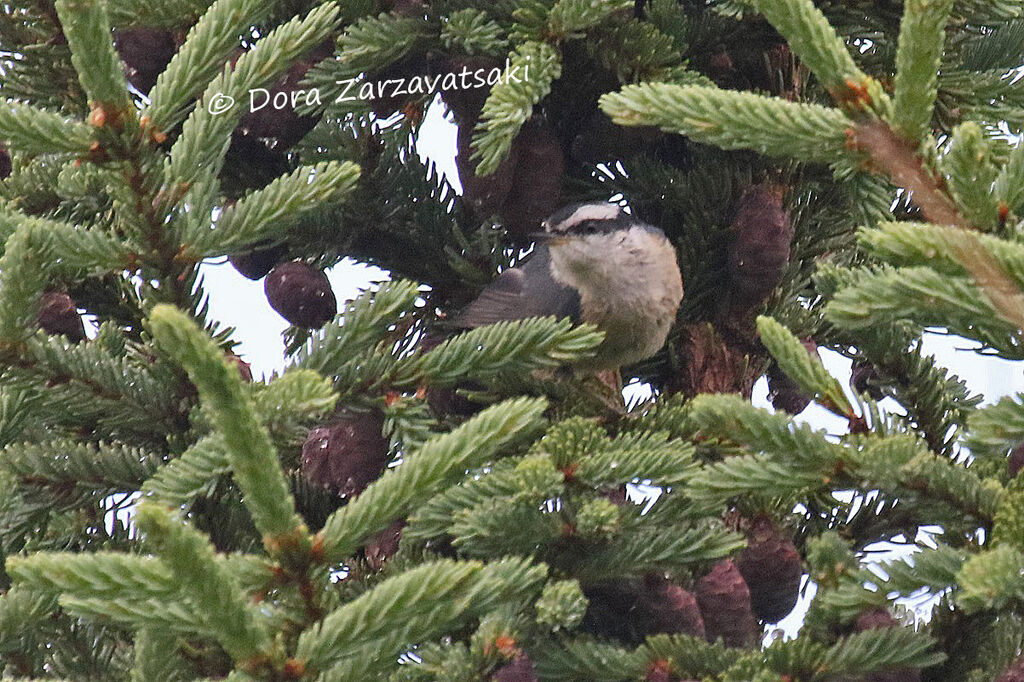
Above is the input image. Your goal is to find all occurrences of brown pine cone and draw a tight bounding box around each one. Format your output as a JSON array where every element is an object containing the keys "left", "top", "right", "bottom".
[
  {"left": 997, "top": 656, "right": 1024, "bottom": 682},
  {"left": 114, "top": 28, "right": 178, "bottom": 94},
  {"left": 500, "top": 123, "right": 564, "bottom": 241},
  {"left": 727, "top": 184, "right": 793, "bottom": 308},
  {"left": 851, "top": 361, "right": 885, "bottom": 400},
  {"left": 694, "top": 560, "right": 760, "bottom": 647},
  {"left": 228, "top": 241, "right": 288, "bottom": 280},
  {"left": 37, "top": 292, "right": 86, "bottom": 343},
  {"left": 301, "top": 409, "right": 389, "bottom": 497},
  {"left": 240, "top": 40, "right": 334, "bottom": 149},
  {"left": 456, "top": 119, "right": 520, "bottom": 221},
  {"left": 1010, "top": 443, "right": 1024, "bottom": 478},
  {"left": 854, "top": 609, "right": 921, "bottom": 682},
  {"left": 492, "top": 653, "right": 538, "bottom": 682},
  {"left": 264, "top": 261, "right": 337, "bottom": 329},
  {"left": 0, "top": 144, "right": 11, "bottom": 180},
  {"left": 767, "top": 367, "right": 811, "bottom": 415},
  {"left": 364, "top": 519, "right": 404, "bottom": 570},
  {"left": 226, "top": 353, "right": 253, "bottom": 382},
  {"left": 736, "top": 516, "right": 802, "bottom": 623},
  {"left": 635, "top": 574, "right": 706, "bottom": 638}
]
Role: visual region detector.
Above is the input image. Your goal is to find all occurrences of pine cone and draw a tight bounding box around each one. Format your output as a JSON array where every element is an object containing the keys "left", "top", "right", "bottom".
[
  {"left": 492, "top": 653, "right": 538, "bottom": 682},
  {"left": 229, "top": 242, "right": 288, "bottom": 280},
  {"left": 855, "top": 609, "right": 921, "bottom": 682},
  {"left": 767, "top": 367, "right": 811, "bottom": 415},
  {"left": 113, "top": 28, "right": 178, "bottom": 94},
  {"left": 500, "top": 123, "right": 564, "bottom": 241},
  {"left": 727, "top": 184, "right": 793, "bottom": 308},
  {"left": 997, "top": 656, "right": 1024, "bottom": 682},
  {"left": 226, "top": 353, "right": 253, "bottom": 382},
  {"left": 264, "top": 261, "right": 337, "bottom": 328},
  {"left": 420, "top": 332, "right": 486, "bottom": 417},
  {"left": 364, "top": 519, "right": 404, "bottom": 570},
  {"left": 736, "top": 516, "right": 802, "bottom": 623},
  {"left": 851, "top": 361, "right": 885, "bottom": 400},
  {"left": 301, "top": 409, "right": 389, "bottom": 497},
  {"left": 456, "top": 118, "right": 519, "bottom": 221},
  {"left": 0, "top": 144, "right": 10, "bottom": 180},
  {"left": 694, "top": 560, "right": 760, "bottom": 647},
  {"left": 635, "top": 574, "right": 706, "bottom": 638},
  {"left": 37, "top": 292, "right": 86, "bottom": 342},
  {"left": 240, "top": 40, "right": 333, "bottom": 149},
  {"left": 1010, "top": 443, "right": 1024, "bottom": 478}
]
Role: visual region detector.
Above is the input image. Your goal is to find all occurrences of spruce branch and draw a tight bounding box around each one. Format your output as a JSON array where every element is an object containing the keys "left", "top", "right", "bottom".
[
  {"left": 472, "top": 41, "right": 562, "bottom": 176},
  {"left": 956, "top": 544, "right": 1024, "bottom": 612},
  {"left": 295, "top": 279, "right": 421, "bottom": 378},
  {"left": 318, "top": 396, "right": 547, "bottom": 563},
  {"left": 134, "top": 502, "right": 273, "bottom": 663},
  {"left": 0, "top": 101, "right": 94, "bottom": 155},
  {"left": 141, "top": 434, "right": 230, "bottom": 506},
  {"left": 966, "top": 391, "right": 1024, "bottom": 465},
  {"left": 943, "top": 122, "right": 1001, "bottom": 230},
  {"left": 390, "top": 317, "right": 604, "bottom": 386},
  {"left": 547, "top": 0, "right": 632, "bottom": 39},
  {"left": 757, "top": 316, "right": 855, "bottom": 417},
  {"left": 294, "top": 557, "right": 547, "bottom": 673},
  {"left": 148, "top": 305, "right": 310, "bottom": 561},
  {"left": 193, "top": 160, "right": 361, "bottom": 256},
  {"left": 2, "top": 440, "right": 164, "bottom": 492},
  {"left": 893, "top": 0, "right": 954, "bottom": 141},
  {"left": 826, "top": 265, "right": 1024, "bottom": 358},
  {"left": 53, "top": 0, "right": 132, "bottom": 115},
  {"left": 848, "top": 119, "right": 966, "bottom": 228},
  {"left": 145, "top": 0, "right": 269, "bottom": 131},
  {"left": 7, "top": 552, "right": 177, "bottom": 599},
  {"left": 599, "top": 84, "right": 851, "bottom": 164},
  {"left": 131, "top": 628, "right": 190, "bottom": 682},
  {"left": 441, "top": 9, "right": 508, "bottom": 55},
  {"left": 0, "top": 226, "right": 51, "bottom": 348},
  {"left": 0, "top": 587, "right": 58, "bottom": 656},
  {"left": 58, "top": 595, "right": 217, "bottom": 641},
  {"left": 994, "top": 135, "right": 1024, "bottom": 218},
  {"left": 334, "top": 13, "right": 426, "bottom": 74},
  {"left": 0, "top": 208, "right": 133, "bottom": 273},
  {"left": 822, "top": 627, "right": 945, "bottom": 676},
  {"left": 745, "top": 0, "right": 889, "bottom": 113},
  {"left": 165, "top": 3, "right": 340, "bottom": 191}
]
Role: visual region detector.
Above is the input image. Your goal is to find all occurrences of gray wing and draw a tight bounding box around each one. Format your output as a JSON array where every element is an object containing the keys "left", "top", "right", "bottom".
[{"left": 454, "top": 247, "right": 581, "bottom": 327}]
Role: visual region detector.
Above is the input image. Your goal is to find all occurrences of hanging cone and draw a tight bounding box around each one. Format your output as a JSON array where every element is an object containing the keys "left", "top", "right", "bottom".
[
  {"left": 854, "top": 608, "right": 921, "bottom": 682},
  {"left": 301, "top": 409, "right": 389, "bottom": 498},
  {"left": 492, "top": 653, "right": 538, "bottom": 682},
  {"left": 37, "top": 291, "right": 86, "bottom": 343},
  {"left": 727, "top": 183, "right": 792, "bottom": 308},
  {"left": 694, "top": 560, "right": 760, "bottom": 647},
  {"left": 114, "top": 28, "right": 178, "bottom": 94},
  {"left": 229, "top": 242, "right": 289, "bottom": 280},
  {"left": 997, "top": 656, "right": 1024, "bottom": 682},
  {"left": 736, "top": 516, "right": 802, "bottom": 623},
  {"left": 264, "top": 261, "right": 337, "bottom": 329},
  {"left": 635, "top": 573, "right": 706, "bottom": 638}
]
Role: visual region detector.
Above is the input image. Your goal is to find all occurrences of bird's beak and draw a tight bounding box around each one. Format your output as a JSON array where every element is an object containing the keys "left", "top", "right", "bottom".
[{"left": 531, "top": 232, "right": 569, "bottom": 246}]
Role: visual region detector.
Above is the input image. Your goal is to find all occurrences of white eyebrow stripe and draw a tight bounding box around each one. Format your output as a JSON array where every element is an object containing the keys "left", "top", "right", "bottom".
[{"left": 563, "top": 203, "right": 621, "bottom": 229}]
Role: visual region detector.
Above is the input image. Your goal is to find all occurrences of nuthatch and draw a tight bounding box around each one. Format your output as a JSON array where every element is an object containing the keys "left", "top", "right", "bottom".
[{"left": 456, "top": 202, "right": 684, "bottom": 370}]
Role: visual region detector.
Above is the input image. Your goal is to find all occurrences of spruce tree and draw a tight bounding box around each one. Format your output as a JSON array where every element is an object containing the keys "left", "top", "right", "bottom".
[{"left": 1, "top": 0, "right": 1023, "bottom": 680}]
